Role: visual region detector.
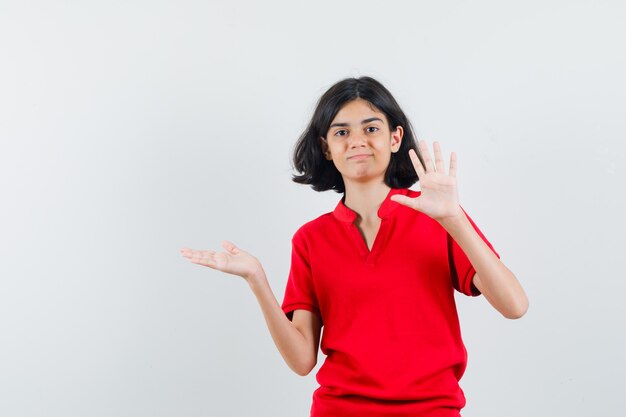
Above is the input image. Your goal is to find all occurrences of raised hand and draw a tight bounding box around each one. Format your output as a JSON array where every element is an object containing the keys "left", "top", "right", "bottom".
[
  {"left": 390, "top": 140, "right": 463, "bottom": 222},
  {"left": 180, "top": 240, "right": 263, "bottom": 283}
]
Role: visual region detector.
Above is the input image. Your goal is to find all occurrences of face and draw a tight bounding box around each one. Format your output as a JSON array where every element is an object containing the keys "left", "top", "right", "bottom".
[{"left": 320, "top": 98, "right": 403, "bottom": 186}]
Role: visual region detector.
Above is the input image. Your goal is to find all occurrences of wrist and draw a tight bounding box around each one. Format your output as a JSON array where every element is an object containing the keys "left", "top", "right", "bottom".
[
  {"left": 246, "top": 265, "right": 267, "bottom": 288},
  {"left": 438, "top": 210, "right": 469, "bottom": 233}
]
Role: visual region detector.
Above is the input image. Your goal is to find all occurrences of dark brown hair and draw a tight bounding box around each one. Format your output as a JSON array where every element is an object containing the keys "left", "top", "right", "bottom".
[{"left": 291, "top": 76, "right": 424, "bottom": 193}]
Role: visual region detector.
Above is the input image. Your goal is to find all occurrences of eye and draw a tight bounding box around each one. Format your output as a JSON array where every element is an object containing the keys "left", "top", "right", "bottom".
[
  {"left": 366, "top": 126, "right": 379, "bottom": 133},
  {"left": 334, "top": 129, "right": 348, "bottom": 136}
]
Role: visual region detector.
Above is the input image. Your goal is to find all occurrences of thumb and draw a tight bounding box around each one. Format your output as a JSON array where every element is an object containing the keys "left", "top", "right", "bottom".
[
  {"left": 221, "top": 240, "right": 240, "bottom": 254},
  {"left": 390, "top": 194, "right": 418, "bottom": 210}
]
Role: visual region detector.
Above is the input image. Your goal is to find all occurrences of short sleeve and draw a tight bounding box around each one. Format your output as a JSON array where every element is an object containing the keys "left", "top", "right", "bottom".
[
  {"left": 281, "top": 229, "right": 322, "bottom": 324},
  {"left": 448, "top": 206, "right": 500, "bottom": 297}
]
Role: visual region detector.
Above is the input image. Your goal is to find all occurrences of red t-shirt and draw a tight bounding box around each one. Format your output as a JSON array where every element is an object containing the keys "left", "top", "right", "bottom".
[{"left": 281, "top": 187, "right": 500, "bottom": 417}]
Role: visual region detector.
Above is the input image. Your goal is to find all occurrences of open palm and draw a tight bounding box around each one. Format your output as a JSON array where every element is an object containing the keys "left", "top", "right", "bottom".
[
  {"left": 391, "top": 140, "right": 462, "bottom": 222},
  {"left": 180, "top": 241, "right": 262, "bottom": 282}
]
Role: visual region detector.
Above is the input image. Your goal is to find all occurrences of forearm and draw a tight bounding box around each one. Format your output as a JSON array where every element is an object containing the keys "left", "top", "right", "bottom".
[
  {"left": 440, "top": 211, "right": 529, "bottom": 319},
  {"left": 246, "top": 269, "right": 315, "bottom": 376}
]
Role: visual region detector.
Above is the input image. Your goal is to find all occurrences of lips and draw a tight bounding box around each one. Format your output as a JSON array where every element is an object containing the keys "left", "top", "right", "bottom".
[{"left": 348, "top": 154, "right": 372, "bottom": 160}]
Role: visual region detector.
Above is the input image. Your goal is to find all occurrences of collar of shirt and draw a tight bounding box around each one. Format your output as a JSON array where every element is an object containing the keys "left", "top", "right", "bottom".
[{"left": 332, "top": 187, "right": 410, "bottom": 223}]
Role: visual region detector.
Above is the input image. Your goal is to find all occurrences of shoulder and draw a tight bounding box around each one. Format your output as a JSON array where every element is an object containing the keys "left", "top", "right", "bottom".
[{"left": 292, "top": 212, "right": 335, "bottom": 242}]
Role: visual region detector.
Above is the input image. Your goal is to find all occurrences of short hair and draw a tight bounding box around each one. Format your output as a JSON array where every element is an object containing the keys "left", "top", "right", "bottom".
[{"left": 291, "top": 76, "right": 424, "bottom": 193}]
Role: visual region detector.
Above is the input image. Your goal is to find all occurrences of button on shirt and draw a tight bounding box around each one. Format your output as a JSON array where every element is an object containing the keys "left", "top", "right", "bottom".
[{"left": 281, "top": 187, "right": 500, "bottom": 417}]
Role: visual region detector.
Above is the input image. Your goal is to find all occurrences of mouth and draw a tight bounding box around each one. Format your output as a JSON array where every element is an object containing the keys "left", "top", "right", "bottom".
[{"left": 348, "top": 154, "right": 372, "bottom": 160}]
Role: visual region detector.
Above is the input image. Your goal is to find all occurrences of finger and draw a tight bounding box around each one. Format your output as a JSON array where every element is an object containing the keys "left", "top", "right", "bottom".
[
  {"left": 221, "top": 240, "right": 240, "bottom": 254},
  {"left": 408, "top": 148, "right": 424, "bottom": 177},
  {"left": 190, "top": 250, "right": 218, "bottom": 267},
  {"left": 182, "top": 249, "right": 214, "bottom": 260},
  {"left": 390, "top": 194, "right": 418, "bottom": 210},
  {"left": 433, "top": 141, "right": 446, "bottom": 173},
  {"left": 419, "top": 140, "right": 435, "bottom": 172},
  {"left": 449, "top": 151, "right": 457, "bottom": 178},
  {"left": 190, "top": 257, "right": 216, "bottom": 267},
  {"left": 180, "top": 247, "right": 198, "bottom": 258}
]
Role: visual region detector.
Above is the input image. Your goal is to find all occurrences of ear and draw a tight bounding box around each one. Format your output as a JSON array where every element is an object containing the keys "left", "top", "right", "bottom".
[
  {"left": 320, "top": 136, "right": 332, "bottom": 160},
  {"left": 390, "top": 126, "right": 404, "bottom": 153}
]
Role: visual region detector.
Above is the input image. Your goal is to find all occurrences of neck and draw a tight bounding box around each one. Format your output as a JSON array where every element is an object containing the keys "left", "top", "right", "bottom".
[{"left": 343, "top": 181, "right": 391, "bottom": 223}]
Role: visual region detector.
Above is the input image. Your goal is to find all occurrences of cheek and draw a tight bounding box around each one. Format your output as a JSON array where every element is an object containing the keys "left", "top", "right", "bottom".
[
  {"left": 374, "top": 141, "right": 393, "bottom": 153},
  {"left": 376, "top": 147, "right": 393, "bottom": 165}
]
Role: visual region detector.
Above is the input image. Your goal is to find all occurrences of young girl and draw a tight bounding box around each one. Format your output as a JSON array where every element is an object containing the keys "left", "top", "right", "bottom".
[{"left": 181, "top": 76, "right": 528, "bottom": 417}]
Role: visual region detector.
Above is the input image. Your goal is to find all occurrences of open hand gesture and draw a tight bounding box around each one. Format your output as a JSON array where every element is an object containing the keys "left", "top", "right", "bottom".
[
  {"left": 390, "top": 140, "right": 463, "bottom": 222},
  {"left": 180, "top": 241, "right": 262, "bottom": 283}
]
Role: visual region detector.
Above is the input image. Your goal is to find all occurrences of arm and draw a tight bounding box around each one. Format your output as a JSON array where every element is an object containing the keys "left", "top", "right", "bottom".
[
  {"left": 248, "top": 268, "right": 321, "bottom": 376},
  {"left": 389, "top": 141, "right": 529, "bottom": 319},
  {"left": 440, "top": 213, "right": 529, "bottom": 319},
  {"left": 180, "top": 241, "right": 319, "bottom": 376}
]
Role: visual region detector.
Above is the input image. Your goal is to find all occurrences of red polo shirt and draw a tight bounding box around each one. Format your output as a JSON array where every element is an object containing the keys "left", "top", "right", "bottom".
[{"left": 281, "top": 187, "right": 500, "bottom": 417}]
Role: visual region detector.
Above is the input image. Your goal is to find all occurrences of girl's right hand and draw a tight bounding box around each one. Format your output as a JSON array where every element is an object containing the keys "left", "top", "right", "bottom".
[{"left": 180, "top": 240, "right": 263, "bottom": 283}]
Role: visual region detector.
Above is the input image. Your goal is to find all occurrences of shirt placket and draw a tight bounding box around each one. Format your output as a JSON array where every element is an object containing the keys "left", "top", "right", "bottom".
[{"left": 347, "top": 218, "right": 389, "bottom": 268}]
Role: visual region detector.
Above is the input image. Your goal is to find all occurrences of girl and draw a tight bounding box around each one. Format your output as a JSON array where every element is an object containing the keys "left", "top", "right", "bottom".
[{"left": 181, "top": 76, "right": 528, "bottom": 417}]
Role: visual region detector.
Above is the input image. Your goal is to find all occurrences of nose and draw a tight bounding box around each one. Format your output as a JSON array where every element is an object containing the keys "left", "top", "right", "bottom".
[{"left": 348, "top": 131, "right": 367, "bottom": 148}]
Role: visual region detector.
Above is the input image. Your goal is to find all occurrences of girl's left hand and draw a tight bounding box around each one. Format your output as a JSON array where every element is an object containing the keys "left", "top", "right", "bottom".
[{"left": 390, "top": 140, "right": 463, "bottom": 223}]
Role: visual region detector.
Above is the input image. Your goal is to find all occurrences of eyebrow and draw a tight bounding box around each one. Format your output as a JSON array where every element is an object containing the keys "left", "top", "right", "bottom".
[{"left": 329, "top": 117, "right": 384, "bottom": 129}]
